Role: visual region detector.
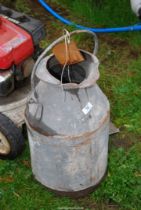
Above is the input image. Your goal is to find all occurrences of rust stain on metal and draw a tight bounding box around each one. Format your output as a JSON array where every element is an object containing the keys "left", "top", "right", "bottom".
[
  {"left": 75, "top": 139, "right": 91, "bottom": 150},
  {"left": 25, "top": 111, "right": 110, "bottom": 140},
  {"left": 25, "top": 30, "right": 110, "bottom": 195}
]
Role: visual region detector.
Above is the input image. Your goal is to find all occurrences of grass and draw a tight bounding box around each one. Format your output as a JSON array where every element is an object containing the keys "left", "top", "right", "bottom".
[
  {"left": 54, "top": 0, "right": 136, "bottom": 26},
  {"left": 1, "top": 143, "right": 141, "bottom": 210},
  {"left": 52, "top": 0, "right": 136, "bottom": 27},
  {"left": 0, "top": 0, "right": 141, "bottom": 209}
]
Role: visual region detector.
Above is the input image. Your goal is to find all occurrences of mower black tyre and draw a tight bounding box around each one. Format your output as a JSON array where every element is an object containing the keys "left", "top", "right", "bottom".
[{"left": 0, "top": 113, "right": 25, "bottom": 160}]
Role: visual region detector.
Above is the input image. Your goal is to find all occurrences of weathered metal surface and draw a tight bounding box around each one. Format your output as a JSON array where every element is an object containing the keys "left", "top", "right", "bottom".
[
  {"left": 25, "top": 30, "right": 110, "bottom": 195},
  {"left": 0, "top": 80, "right": 30, "bottom": 127},
  {"left": 26, "top": 114, "right": 109, "bottom": 192},
  {"left": 26, "top": 51, "right": 109, "bottom": 136},
  {"left": 36, "top": 169, "right": 108, "bottom": 198}
]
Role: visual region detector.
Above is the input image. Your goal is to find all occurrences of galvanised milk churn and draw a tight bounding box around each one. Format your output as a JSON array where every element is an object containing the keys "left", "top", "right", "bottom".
[{"left": 25, "top": 30, "right": 110, "bottom": 196}]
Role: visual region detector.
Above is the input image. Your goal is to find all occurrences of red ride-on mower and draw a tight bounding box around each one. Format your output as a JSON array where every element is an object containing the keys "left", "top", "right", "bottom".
[{"left": 0, "top": 5, "right": 45, "bottom": 159}]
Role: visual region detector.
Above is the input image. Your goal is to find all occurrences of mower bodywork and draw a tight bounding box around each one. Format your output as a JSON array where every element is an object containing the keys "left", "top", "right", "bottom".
[
  {"left": 0, "top": 81, "right": 30, "bottom": 127},
  {"left": 0, "top": 5, "right": 45, "bottom": 159},
  {"left": 0, "top": 5, "right": 45, "bottom": 96}
]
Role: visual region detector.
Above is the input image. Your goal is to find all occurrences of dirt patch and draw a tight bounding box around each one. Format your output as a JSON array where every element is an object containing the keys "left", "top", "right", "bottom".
[
  {"left": 99, "top": 34, "right": 141, "bottom": 62},
  {"left": 129, "top": 48, "right": 141, "bottom": 59},
  {"left": 86, "top": 203, "right": 119, "bottom": 210},
  {"left": 78, "top": 197, "right": 119, "bottom": 210},
  {"left": 27, "top": 0, "right": 70, "bottom": 41},
  {"left": 110, "top": 132, "right": 138, "bottom": 150},
  {"left": 100, "top": 35, "right": 129, "bottom": 48}
]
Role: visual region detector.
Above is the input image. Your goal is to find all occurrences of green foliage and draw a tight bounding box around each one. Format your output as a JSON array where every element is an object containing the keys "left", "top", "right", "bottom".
[
  {"left": 15, "top": 0, "right": 31, "bottom": 13},
  {"left": 54, "top": 0, "right": 136, "bottom": 26},
  {"left": 0, "top": 0, "right": 14, "bottom": 7},
  {"left": 1, "top": 143, "right": 141, "bottom": 209},
  {"left": 92, "top": 144, "right": 141, "bottom": 209},
  {"left": 0, "top": 0, "right": 31, "bottom": 13},
  {"left": 53, "top": 0, "right": 141, "bottom": 46},
  {"left": 98, "top": 51, "right": 141, "bottom": 134},
  {"left": 0, "top": 148, "right": 77, "bottom": 210},
  {"left": 112, "top": 57, "right": 141, "bottom": 133}
]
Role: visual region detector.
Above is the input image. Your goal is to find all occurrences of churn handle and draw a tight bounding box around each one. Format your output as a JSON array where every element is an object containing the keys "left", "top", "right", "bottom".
[{"left": 31, "top": 30, "right": 98, "bottom": 92}]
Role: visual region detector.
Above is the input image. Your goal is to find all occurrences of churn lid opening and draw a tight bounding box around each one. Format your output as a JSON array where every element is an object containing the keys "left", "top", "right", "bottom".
[{"left": 47, "top": 51, "right": 91, "bottom": 85}]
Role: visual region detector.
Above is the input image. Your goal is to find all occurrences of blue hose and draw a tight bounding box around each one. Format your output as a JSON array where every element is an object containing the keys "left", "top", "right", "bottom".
[{"left": 38, "top": 0, "right": 141, "bottom": 33}]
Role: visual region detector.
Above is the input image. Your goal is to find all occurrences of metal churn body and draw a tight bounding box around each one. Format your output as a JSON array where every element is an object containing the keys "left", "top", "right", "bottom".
[{"left": 25, "top": 30, "right": 110, "bottom": 196}]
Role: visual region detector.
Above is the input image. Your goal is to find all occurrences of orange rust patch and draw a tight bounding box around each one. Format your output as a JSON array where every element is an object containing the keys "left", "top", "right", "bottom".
[{"left": 0, "top": 176, "right": 14, "bottom": 183}]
